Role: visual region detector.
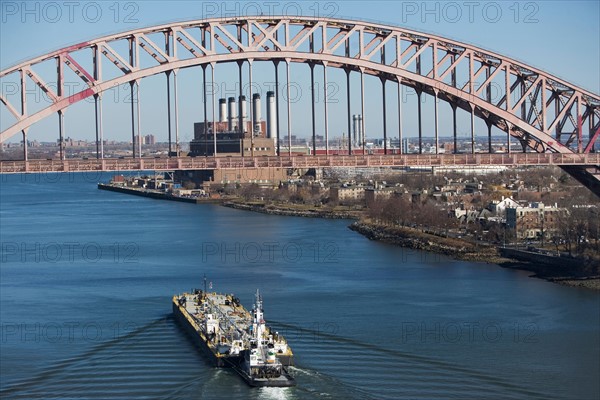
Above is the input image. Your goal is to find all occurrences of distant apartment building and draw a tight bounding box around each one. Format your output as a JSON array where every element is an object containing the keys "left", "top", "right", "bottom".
[
  {"left": 57, "top": 137, "right": 88, "bottom": 147},
  {"left": 145, "top": 134, "right": 156, "bottom": 145},
  {"left": 134, "top": 134, "right": 156, "bottom": 145},
  {"left": 329, "top": 185, "right": 365, "bottom": 203},
  {"left": 443, "top": 142, "right": 455, "bottom": 153},
  {"left": 506, "top": 202, "right": 564, "bottom": 239},
  {"left": 364, "top": 187, "right": 403, "bottom": 207}
]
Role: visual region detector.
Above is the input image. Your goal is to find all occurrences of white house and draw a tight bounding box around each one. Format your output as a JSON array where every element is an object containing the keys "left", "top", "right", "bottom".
[{"left": 488, "top": 196, "right": 520, "bottom": 217}]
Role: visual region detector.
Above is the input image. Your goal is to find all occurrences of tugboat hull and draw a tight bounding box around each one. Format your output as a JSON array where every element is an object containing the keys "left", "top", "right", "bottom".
[
  {"left": 233, "top": 350, "right": 296, "bottom": 387},
  {"left": 237, "top": 369, "right": 296, "bottom": 387}
]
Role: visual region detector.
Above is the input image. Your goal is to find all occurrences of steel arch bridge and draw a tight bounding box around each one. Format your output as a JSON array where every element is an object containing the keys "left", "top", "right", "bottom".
[{"left": 1, "top": 16, "right": 599, "bottom": 191}]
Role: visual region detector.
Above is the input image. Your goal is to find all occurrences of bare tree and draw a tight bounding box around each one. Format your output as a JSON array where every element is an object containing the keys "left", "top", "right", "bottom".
[{"left": 240, "top": 184, "right": 263, "bottom": 201}]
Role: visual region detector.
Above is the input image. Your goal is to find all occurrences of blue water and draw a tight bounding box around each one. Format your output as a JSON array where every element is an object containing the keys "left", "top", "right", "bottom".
[{"left": 1, "top": 173, "right": 599, "bottom": 399}]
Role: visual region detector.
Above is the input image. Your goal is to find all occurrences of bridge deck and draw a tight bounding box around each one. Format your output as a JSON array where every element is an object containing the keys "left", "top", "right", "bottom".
[{"left": 0, "top": 153, "right": 598, "bottom": 174}]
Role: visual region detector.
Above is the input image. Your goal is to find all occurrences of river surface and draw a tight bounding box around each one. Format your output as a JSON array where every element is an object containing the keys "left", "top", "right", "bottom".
[{"left": 1, "top": 173, "right": 598, "bottom": 399}]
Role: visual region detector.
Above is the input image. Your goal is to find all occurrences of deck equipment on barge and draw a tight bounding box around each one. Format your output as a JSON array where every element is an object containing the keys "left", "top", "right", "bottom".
[{"left": 173, "top": 284, "right": 295, "bottom": 387}]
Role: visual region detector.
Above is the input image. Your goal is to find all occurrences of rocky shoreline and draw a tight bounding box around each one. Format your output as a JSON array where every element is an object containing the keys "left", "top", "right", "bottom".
[
  {"left": 222, "top": 201, "right": 360, "bottom": 219},
  {"left": 348, "top": 221, "right": 507, "bottom": 264},
  {"left": 349, "top": 221, "right": 600, "bottom": 291}
]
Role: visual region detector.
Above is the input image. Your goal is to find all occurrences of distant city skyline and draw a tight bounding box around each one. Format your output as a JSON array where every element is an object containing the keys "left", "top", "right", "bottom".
[{"left": 1, "top": 1, "right": 598, "bottom": 145}]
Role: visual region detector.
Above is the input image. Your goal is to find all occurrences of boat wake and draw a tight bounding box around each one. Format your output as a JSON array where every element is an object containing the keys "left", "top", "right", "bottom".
[
  {"left": 270, "top": 320, "right": 558, "bottom": 400},
  {"left": 0, "top": 315, "right": 213, "bottom": 399}
]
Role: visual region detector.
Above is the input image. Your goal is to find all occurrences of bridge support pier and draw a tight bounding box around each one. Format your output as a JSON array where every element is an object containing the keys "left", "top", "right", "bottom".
[
  {"left": 360, "top": 67, "right": 366, "bottom": 154},
  {"left": 22, "top": 130, "right": 27, "bottom": 161},
  {"left": 506, "top": 122, "right": 512, "bottom": 154},
  {"left": 137, "top": 82, "right": 142, "bottom": 158},
  {"left": 310, "top": 63, "right": 316, "bottom": 156},
  {"left": 434, "top": 90, "right": 439, "bottom": 154},
  {"left": 93, "top": 44, "right": 103, "bottom": 160},
  {"left": 129, "top": 33, "right": 142, "bottom": 159},
  {"left": 58, "top": 110, "right": 64, "bottom": 160},
  {"left": 167, "top": 72, "right": 173, "bottom": 156},
  {"left": 588, "top": 113, "right": 595, "bottom": 153},
  {"left": 202, "top": 65, "right": 208, "bottom": 156},
  {"left": 417, "top": 88, "right": 423, "bottom": 154},
  {"left": 130, "top": 82, "right": 135, "bottom": 158},
  {"left": 94, "top": 94, "right": 104, "bottom": 159},
  {"left": 452, "top": 104, "right": 458, "bottom": 154},
  {"left": 397, "top": 77, "right": 403, "bottom": 154},
  {"left": 470, "top": 107, "right": 475, "bottom": 154},
  {"left": 211, "top": 63, "right": 217, "bottom": 156},
  {"left": 487, "top": 121, "right": 493, "bottom": 153},
  {"left": 486, "top": 66, "right": 492, "bottom": 154},
  {"left": 381, "top": 77, "right": 387, "bottom": 155},
  {"left": 274, "top": 60, "right": 281, "bottom": 156},
  {"left": 450, "top": 53, "right": 458, "bottom": 154},
  {"left": 346, "top": 39, "right": 352, "bottom": 155},
  {"left": 238, "top": 61, "right": 244, "bottom": 137},
  {"left": 286, "top": 59, "right": 292, "bottom": 156},
  {"left": 416, "top": 54, "right": 422, "bottom": 154},
  {"left": 173, "top": 71, "right": 180, "bottom": 157},
  {"left": 20, "top": 69, "right": 28, "bottom": 162},
  {"left": 249, "top": 60, "right": 254, "bottom": 158},
  {"left": 346, "top": 68, "right": 352, "bottom": 155},
  {"left": 323, "top": 62, "right": 329, "bottom": 156}
]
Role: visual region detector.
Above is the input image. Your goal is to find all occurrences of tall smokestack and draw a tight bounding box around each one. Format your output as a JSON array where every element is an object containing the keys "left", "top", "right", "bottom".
[
  {"left": 352, "top": 115, "right": 359, "bottom": 146},
  {"left": 266, "top": 91, "right": 277, "bottom": 142},
  {"left": 219, "top": 98, "right": 227, "bottom": 123},
  {"left": 253, "top": 93, "right": 261, "bottom": 134},
  {"left": 238, "top": 95, "right": 247, "bottom": 134},
  {"left": 358, "top": 114, "right": 364, "bottom": 145},
  {"left": 228, "top": 97, "right": 237, "bottom": 132},
  {"left": 240, "top": 96, "right": 248, "bottom": 125}
]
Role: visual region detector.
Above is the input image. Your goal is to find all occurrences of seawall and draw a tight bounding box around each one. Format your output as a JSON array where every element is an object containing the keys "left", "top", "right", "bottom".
[
  {"left": 499, "top": 248, "right": 583, "bottom": 269},
  {"left": 98, "top": 183, "right": 220, "bottom": 204}
]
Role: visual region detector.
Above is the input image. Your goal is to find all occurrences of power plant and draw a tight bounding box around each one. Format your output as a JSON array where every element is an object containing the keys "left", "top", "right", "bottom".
[{"left": 190, "top": 92, "right": 277, "bottom": 156}]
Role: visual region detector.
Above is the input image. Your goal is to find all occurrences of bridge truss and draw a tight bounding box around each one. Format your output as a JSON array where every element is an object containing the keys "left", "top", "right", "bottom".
[{"left": 1, "top": 16, "right": 599, "bottom": 192}]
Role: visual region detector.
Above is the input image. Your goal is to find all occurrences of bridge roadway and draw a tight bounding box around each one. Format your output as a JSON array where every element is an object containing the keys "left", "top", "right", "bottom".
[{"left": 1, "top": 153, "right": 598, "bottom": 174}]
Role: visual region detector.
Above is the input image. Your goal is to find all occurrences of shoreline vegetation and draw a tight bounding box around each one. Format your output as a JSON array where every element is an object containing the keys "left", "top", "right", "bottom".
[
  {"left": 225, "top": 200, "right": 599, "bottom": 290},
  {"left": 98, "top": 183, "right": 599, "bottom": 290},
  {"left": 347, "top": 221, "right": 600, "bottom": 290}
]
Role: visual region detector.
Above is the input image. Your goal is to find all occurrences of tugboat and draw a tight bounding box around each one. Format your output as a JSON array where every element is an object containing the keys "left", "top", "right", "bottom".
[
  {"left": 172, "top": 280, "right": 295, "bottom": 387},
  {"left": 233, "top": 290, "right": 296, "bottom": 387}
]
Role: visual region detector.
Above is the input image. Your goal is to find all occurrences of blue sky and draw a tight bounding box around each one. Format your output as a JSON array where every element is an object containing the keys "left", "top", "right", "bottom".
[{"left": 1, "top": 0, "right": 599, "bottom": 145}]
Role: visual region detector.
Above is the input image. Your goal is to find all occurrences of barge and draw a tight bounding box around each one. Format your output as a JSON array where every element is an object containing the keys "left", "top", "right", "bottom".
[{"left": 172, "top": 286, "right": 295, "bottom": 387}]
